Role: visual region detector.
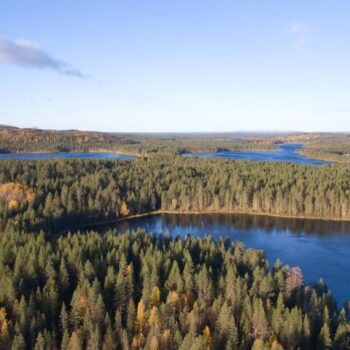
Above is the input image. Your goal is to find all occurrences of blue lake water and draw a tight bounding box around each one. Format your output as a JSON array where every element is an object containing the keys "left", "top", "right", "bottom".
[
  {"left": 0, "top": 152, "right": 135, "bottom": 160},
  {"left": 97, "top": 213, "right": 350, "bottom": 305},
  {"left": 184, "top": 143, "right": 332, "bottom": 166},
  {"left": 0, "top": 144, "right": 331, "bottom": 165}
]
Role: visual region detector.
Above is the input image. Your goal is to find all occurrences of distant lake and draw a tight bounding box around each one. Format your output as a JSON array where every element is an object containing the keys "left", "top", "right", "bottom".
[
  {"left": 184, "top": 143, "right": 332, "bottom": 166},
  {"left": 0, "top": 152, "right": 135, "bottom": 160},
  {"left": 0, "top": 144, "right": 332, "bottom": 165},
  {"left": 92, "top": 213, "right": 350, "bottom": 304}
]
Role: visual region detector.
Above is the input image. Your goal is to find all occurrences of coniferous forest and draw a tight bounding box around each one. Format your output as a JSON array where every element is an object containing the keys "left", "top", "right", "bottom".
[
  {"left": 0, "top": 0, "right": 350, "bottom": 350},
  {"left": 0, "top": 156, "right": 350, "bottom": 349},
  {"left": 0, "top": 229, "right": 349, "bottom": 350},
  {"left": 0, "top": 157, "right": 349, "bottom": 234},
  {"left": 2, "top": 0, "right": 350, "bottom": 347}
]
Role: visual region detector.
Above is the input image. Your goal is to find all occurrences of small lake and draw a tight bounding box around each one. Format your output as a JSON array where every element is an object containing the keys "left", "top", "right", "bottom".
[
  {"left": 184, "top": 143, "right": 332, "bottom": 166},
  {"left": 0, "top": 152, "right": 135, "bottom": 160},
  {"left": 94, "top": 213, "right": 350, "bottom": 304}
]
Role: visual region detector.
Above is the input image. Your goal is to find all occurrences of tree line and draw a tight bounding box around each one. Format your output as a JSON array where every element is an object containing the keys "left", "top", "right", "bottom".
[
  {"left": 298, "top": 135, "right": 350, "bottom": 164},
  {"left": 0, "top": 157, "right": 349, "bottom": 234}
]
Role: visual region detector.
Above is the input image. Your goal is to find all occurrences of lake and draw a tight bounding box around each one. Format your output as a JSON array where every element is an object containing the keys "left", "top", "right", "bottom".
[
  {"left": 184, "top": 143, "right": 332, "bottom": 166},
  {"left": 0, "top": 144, "right": 332, "bottom": 165},
  {"left": 94, "top": 213, "right": 350, "bottom": 304},
  {"left": 0, "top": 152, "right": 135, "bottom": 160}
]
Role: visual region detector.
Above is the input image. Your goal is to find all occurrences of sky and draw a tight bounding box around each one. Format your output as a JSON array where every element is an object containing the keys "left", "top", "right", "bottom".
[{"left": 1, "top": 0, "right": 350, "bottom": 132}]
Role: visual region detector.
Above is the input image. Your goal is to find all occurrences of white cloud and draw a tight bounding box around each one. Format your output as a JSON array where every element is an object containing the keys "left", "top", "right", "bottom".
[
  {"left": 289, "top": 20, "right": 311, "bottom": 50},
  {"left": 0, "top": 37, "right": 86, "bottom": 78}
]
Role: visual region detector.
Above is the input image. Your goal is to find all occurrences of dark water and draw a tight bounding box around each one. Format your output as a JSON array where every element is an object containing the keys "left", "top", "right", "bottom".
[
  {"left": 184, "top": 143, "right": 332, "bottom": 166},
  {"left": 97, "top": 213, "right": 350, "bottom": 304},
  {"left": 0, "top": 152, "right": 135, "bottom": 160}
]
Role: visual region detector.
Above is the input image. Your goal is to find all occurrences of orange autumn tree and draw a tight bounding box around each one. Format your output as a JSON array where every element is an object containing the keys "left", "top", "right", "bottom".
[
  {"left": 119, "top": 201, "right": 130, "bottom": 217},
  {"left": 0, "top": 308, "right": 10, "bottom": 347}
]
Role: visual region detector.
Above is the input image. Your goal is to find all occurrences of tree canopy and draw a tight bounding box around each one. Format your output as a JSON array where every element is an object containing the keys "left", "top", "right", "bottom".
[
  {"left": 0, "top": 157, "right": 349, "bottom": 234},
  {"left": 0, "top": 229, "right": 348, "bottom": 349}
]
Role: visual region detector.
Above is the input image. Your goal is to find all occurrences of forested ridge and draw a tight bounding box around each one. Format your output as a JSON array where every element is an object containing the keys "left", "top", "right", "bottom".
[
  {"left": 0, "top": 126, "right": 277, "bottom": 155},
  {"left": 0, "top": 157, "right": 349, "bottom": 234},
  {"left": 0, "top": 127, "right": 138, "bottom": 154},
  {"left": 0, "top": 229, "right": 349, "bottom": 349}
]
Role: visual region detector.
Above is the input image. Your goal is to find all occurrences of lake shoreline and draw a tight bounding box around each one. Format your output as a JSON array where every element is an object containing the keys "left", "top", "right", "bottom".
[
  {"left": 56, "top": 209, "right": 350, "bottom": 237},
  {"left": 0, "top": 143, "right": 339, "bottom": 165}
]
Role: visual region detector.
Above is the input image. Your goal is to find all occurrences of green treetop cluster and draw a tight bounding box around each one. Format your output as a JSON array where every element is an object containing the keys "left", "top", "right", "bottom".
[{"left": 0, "top": 229, "right": 348, "bottom": 349}]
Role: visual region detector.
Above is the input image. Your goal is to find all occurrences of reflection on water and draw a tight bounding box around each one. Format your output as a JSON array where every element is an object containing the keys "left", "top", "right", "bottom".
[
  {"left": 116, "top": 213, "right": 350, "bottom": 237},
  {"left": 92, "top": 213, "right": 350, "bottom": 304},
  {"left": 184, "top": 143, "right": 333, "bottom": 166}
]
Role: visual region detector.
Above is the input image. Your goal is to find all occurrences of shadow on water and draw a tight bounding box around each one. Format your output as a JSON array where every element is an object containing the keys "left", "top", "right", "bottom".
[
  {"left": 110, "top": 213, "right": 350, "bottom": 237},
  {"left": 84, "top": 213, "right": 350, "bottom": 305}
]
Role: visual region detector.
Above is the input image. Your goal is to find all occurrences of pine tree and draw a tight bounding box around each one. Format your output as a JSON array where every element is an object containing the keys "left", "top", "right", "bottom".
[
  {"left": 127, "top": 299, "right": 136, "bottom": 334},
  {"left": 34, "top": 332, "right": 45, "bottom": 350},
  {"left": 317, "top": 322, "right": 332, "bottom": 350}
]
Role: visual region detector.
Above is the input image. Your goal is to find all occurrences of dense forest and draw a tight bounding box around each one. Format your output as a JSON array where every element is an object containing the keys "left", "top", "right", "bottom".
[
  {"left": 0, "top": 229, "right": 349, "bottom": 349},
  {"left": 0, "top": 157, "right": 349, "bottom": 235}
]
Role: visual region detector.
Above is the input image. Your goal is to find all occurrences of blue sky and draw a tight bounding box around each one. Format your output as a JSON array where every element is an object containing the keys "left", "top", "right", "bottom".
[{"left": 1, "top": 0, "right": 350, "bottom": 132}]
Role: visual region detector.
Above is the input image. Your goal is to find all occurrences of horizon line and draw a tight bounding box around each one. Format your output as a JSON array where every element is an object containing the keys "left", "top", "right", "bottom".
[{"left": 1, "top": 124, "right": 350, "bottom": 134}]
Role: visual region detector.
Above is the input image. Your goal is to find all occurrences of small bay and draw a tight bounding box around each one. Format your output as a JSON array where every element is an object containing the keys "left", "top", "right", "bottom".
[{"left": 183, "top": 143, "right": 332, "bottom": 166}]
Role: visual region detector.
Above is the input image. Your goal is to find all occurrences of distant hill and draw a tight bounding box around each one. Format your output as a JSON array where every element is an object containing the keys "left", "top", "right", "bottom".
[
  {"left": 0, "top": 124, "right": 19, "bottom": 130},
  {"left": 0, "top": 126, "right": 140, "bottom": 154},
  {"left": 2, "top": 125, "right": 349, "bottom": 161},
  {"left": 0, "top": 125, "right": 280, "bottom": 154}
]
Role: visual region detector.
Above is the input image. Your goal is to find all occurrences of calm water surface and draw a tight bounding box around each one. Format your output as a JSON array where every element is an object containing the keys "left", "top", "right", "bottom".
[
  {"left": 0, "top": 144, "right": 331, "bottom": 164},
  {"left": 0, "top": 152, "right": 135, "bottom": 160},
  {"left": 184, "top": 143, "right": 332, "bottom": 165},
  {"left": 97, "top": 213, "right": 350, "bottom": 304}
]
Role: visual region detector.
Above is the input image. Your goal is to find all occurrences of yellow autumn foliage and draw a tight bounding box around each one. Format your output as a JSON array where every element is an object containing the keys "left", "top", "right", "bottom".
[
  {"left": 169, "top": 290, "right": 179, "bottom": 304},
  {"left": 149, "top": 335, "right": 159, "bottom": 350},
  {"left": 162, "top": 329, "right": 171, "bottom": 347},
  {"left": 271, "top": 340, "right": 284, "bottom": 350},
  {"left": 135, "top": 299, "right": 146, "bottom": 334},
  {"left": 148, "top": 306, "right": 159, "bottom": 327},
  {"left": 203, "top": 325, "right": 212, "bottom": 346},
  {"left": 0, "top": 307, "right": 9, "bottom": 343},
  {"left": 252, "top": 339, "right": 269, "bottom": 350},
  {"left": 0, "top": 182, "right": 36, "bottom": 211},
  {"left": 150, "top": 286, "right": 160, "bottom": 306},
  {"left": 8, "top": 199, "right": 19, "bottom": 210}
]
